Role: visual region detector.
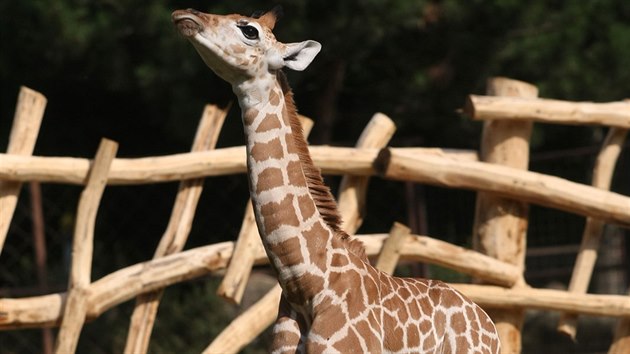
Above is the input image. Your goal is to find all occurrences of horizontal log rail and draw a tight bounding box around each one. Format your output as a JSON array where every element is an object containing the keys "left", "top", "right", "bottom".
[
  {"left": 379, "top": 149, "right": 630, "bottom": 227},
  {"left": 464, "top": 95, "right": 630, "bottom": 128},
  {"left": 3, "top": 234, "right": 629, "bottom": 331},
  {"left": 0, "top": 233, "right": 519, "bottom": 330},
  {"left": 2, "top": 146, "right": 629, "bottom": 226},
  {"left": 452, "top": 284, "right": 630, "bottom": 318},
  {"left": 0, "top": 147, "right": 471, "bottom": 185}
]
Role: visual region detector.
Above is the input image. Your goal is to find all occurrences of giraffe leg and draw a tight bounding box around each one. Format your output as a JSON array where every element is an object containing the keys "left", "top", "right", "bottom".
[{"left": 270, "top": 295, "right": 306, "bottom": 354}]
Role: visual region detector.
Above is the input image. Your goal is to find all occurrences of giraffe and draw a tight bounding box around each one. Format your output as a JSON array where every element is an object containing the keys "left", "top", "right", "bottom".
[{"left": 172, "top": 7, "right": 500, "bottom": 353}]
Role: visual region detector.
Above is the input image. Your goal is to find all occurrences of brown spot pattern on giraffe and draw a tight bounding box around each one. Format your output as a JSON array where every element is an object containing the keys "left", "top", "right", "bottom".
[
  {"left": 286, "top": 160, "right": 307, "bottom": 187},
  {"left": 303, "top": 221, "right": 328, "bottom": 273},
  {"left": 250, "top": 137, "right": 284, "bottom": 162},
  {"left": 333, "top": 329, "right": 362, "bottom": 352},
  {"left": 243, "top": 108, "right": 258, "bottom": 126},
  {"left": 330, "top": 252, "right": 349, "bottom": 268},
  {"left": 269, "top": 89, "right": 281, "bottom": 106},
  {"left": 312, "top": 298, "right": 345, "bottom": 340},
  {"left": 297, "top": 194, "right": 316, "bottom": 220},
  {"left": 256, "top": 167, "right": 284, "bottom": 193},
  {"left": 284, "top": 132, "right": 300, "bottom": 155},
  {"left": 272, "top": 236, "right": 304, "bottom": 267},
  {"left": 422, "top": 328, "right": 437, "bottom": 351},
  {"left": 407, "top": 326, "right": 420, "bottom": 348},
  {"left": 433, "top": 310, "right": 447, "bottom": 338},
  {"left": 284, "top": 271, "right": 325, "bottom": 307},
  {"left": 272, "top": 318, "right": 300, "bottom": 348},
  {"left": 255, "top": 113, "right": 283, "bottom": 132},
  {"left": 451, "top": 311, "right": 467, "bottom": 333},
  {"left": 384, "top": 313, "right": 404, "bottom": 352},
  {"left": 355, "top": 319, "right": 380, "bottom": 349},
  {"left": 260, "top": 194, "right": 300, "bottom": 234}
]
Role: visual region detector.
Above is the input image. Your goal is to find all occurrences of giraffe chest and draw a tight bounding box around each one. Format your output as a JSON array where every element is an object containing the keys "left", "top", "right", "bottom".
[{"left": 284, "top": 256, "right": 386, "bottom": 352}]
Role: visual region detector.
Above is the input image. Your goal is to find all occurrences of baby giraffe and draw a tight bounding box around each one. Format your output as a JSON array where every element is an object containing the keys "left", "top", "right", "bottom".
[{"left": 172, "top": 7, "right": 500, "bottom": 353}]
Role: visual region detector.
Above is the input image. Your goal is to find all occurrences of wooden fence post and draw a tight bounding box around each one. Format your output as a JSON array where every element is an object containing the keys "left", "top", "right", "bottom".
[
  {"left": 609, "top": 288, "right": 630, "bottom": 354},
  {"left": 337, "top": 113, "right": 396, "bottom": 232},
  {"left": 123, "top": 104, "right": 229, "bottom": 354},
  {"left": 557, "top": 127, "right": 628, "bottom": 339},
  {"left": 0, "top": 87, "right": 47, "bottom": 255},
  {"left": 472, "top": 77, "right": 538, "bottom": 354},
  {"left": 374, "top": 222, "right": 410, "bottom": 275},
  {"left": 54, "top": 138, "right": 118, "bottom": 354}
]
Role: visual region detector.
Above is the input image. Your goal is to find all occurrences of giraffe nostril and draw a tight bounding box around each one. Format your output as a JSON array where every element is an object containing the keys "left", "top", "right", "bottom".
[{"left": 187, "top": 8, "right": 200, "bottom": 16}]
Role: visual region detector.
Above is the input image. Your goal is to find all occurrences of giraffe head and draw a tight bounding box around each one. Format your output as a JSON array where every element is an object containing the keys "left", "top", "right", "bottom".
[{"left": 172, "top": 7, "right": 321, "bottom": 84}]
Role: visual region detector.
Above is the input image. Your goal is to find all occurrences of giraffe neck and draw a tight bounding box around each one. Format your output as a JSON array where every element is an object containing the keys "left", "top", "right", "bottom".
[{"left": 235, "top": 72, "right": 338, "bottom": 304}]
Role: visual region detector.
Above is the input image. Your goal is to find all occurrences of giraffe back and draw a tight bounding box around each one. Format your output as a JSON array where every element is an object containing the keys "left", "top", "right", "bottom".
[
  {"left": 299, "top": 250, "right": 500, "bottom": 353},
  {"left": 379, "top": 276, "right": 501, "bottom": 353}
]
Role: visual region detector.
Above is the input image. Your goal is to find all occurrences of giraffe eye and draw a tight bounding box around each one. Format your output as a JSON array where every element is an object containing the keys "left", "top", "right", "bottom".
[{"left": 238, "top": 25, "right": 259, "bottom": 40}]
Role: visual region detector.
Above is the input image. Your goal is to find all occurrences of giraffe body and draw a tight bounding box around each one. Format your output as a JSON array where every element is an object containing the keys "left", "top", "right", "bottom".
[{"left": 172, "top": 7, "right": 500, "bottom": 353}]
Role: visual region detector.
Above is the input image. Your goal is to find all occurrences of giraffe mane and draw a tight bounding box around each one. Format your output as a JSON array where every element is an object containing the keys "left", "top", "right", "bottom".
[{"left": 276, "top": 71, "right": 367, "bottom": 261}]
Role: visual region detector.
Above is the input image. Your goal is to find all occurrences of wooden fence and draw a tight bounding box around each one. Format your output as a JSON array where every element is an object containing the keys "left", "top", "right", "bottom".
[{"left": 0, "top": 77, "right": 628, "bottom": 354}]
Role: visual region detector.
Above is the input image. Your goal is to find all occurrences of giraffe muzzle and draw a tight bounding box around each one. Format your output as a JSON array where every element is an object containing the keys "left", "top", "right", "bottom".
[{"left": 172, "top": 10, "right": 203, "bottom": 37}]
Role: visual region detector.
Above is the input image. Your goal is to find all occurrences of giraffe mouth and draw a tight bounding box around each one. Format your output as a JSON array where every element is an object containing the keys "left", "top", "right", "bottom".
[{"left": 172, "top": 11, "right": 203, "bottom": 37}]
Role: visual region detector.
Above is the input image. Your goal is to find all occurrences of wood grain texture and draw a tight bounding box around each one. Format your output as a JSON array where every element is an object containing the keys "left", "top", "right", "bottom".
[
  {"left": 557, "top": 127, "right": 628, "bottom": 339},
  {"left": 471, "top": 77, "right": 537, "bottom": 354},
  {"left": 0, "top": 87, "right": 47, "bottom": 254},
  {"left": 54, "top": 139, "right": 118, "bottom": 354},
  {"left": 124, "top": 104, "right": 229, "bottom": 354},
  {"left": 465, "top": 95, "right": 630, "bottom": 128}
]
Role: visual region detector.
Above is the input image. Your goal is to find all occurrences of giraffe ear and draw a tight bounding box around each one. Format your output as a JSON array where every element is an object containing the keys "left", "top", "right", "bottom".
[{"left": 281, "top": 40, "right": 321, "bottom": 71}]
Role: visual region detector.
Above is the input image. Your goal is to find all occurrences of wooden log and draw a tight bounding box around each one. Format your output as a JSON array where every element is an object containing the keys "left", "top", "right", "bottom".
[
  {"left": 215, "top": 200, "right": 261, "bottom": 303},
  {"left": 361, "top": 234, "right": 520, "bottom": 287},
  {"left": 609, "top": 288, "right": 630, "bottom": 354},
  {"left": 0, "top": 292, "right": 66, "bottom": 329},
  {"left": 0, "top": 241, "right": 237, "bottom": 329},
  {"left": 204, "top": 283, "right": 282, "bottom": 354},
  {"left": 208, "top": 113, "right": 394, "bottom": 353},
  {"left": 0, "top": 147, "right": 476, "bottom": 185},
  {"left": 399, "top": 147, "right": 478, "bottom": 162},
  {"left": 3, "top": 147, "right": 630, "bottom": 226},
  {"left": 381, "top": 143, "right": 630, "bottom": 227},
  {"left": 54, "top": 139, "right": 118, "bottom": 354},
  {"left": 337, "top": 112, "right": 396, "bottom": 232},
  {"left": 451, "top": 284, "right": 630, "bottom": 318},
  {"left": 374, "top": 222, "right": 410, "bottom": 274},
  {"left": 464, "top": 94, "right": 630, "bottom": 128},
  {"left": 471, "top": 77, "right": 537, "bottom": 354},
  {"left": 0, "top": 235, "right": 538, "bottom": 330},
  {"left": 0, "top": 86, "right": 47, "bottom": 254},
  {"left": 124, "top": 104, "right": 229, "bottom": 354},
  {"left": 557, "top": 127, "right": 628, "bottom": 339},
  {"left": 0, "top": 146, "right": 353, "bottom": 183},
  {"left": 216, "top": 117, "right": 313, "bottom": 304}
]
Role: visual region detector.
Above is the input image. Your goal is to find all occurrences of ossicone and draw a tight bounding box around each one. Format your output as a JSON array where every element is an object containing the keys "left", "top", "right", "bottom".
[{"left": 252, "top": 5, "right": 283, "bottom": 30}]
